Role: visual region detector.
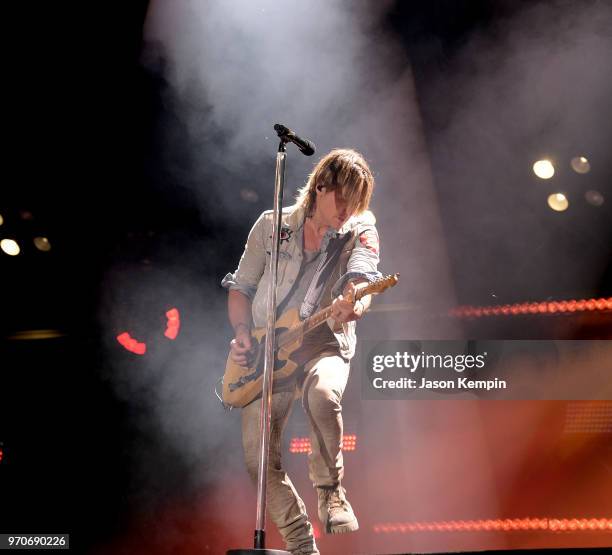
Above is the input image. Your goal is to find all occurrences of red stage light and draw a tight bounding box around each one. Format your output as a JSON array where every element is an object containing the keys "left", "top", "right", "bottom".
[
  {"left": 164, "top": 307, "right": 181, "bottom": 340},
  {"left": 372, "top": 517, "right": 612, "bottom": 534},
  {"left": 452, "top": 297, "right": 612, "bottom": 319},
  {"left": 342, "top": 434, "right": 357, "bottom": 451},
  {"left": 289, "top": 434, "right": 357, "bottom": 454},
  {"left": 564, "top": 401, "right": 612, "bottom": 433},
  {"left": 289, "top": 437, "right": 311, "bottom": 454},
  {"left": 116, "top": 332, "right": 147, "bottom": 355},
  {"left": 116, "top": 307, "right": 181, "bottom": 354}
]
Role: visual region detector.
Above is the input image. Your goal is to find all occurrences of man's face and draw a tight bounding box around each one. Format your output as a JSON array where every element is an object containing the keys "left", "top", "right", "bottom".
[{"left": 316, "top": 187, "right": 353, "bottom": 230}]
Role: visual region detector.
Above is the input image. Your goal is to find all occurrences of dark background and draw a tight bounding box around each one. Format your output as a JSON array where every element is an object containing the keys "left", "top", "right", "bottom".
[{"left": 1, "top": 1, "right": 610, "bottom": 553}]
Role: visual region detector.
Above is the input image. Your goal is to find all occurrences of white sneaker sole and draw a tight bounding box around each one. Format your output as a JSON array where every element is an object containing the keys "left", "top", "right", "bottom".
[{"left": 326, "top": 518, "right": 359, "bottom": 534}]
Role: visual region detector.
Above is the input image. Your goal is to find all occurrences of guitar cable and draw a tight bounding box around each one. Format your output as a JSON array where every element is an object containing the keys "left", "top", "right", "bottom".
[{"left": 214, "top": 376, "right": 233, "bottom": 410}]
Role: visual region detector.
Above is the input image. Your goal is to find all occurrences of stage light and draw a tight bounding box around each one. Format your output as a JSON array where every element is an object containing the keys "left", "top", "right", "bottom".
[
  {"left": 585, "top": 190, "right": 604, "bottom": 207},
  {"left": 547, "top": 193, "right": 568, "bottom": 212},
  {"left": 451, "top": 296, "right": 612, "bottom": 318},
  {"left": 533, "top": 159, "right": 555, "bottom": 179},
  {"left": 290, "top": 434, "right": 357, "bottom": 454},
  {"left": 565, "top": 401, "right": 612, "bottom": 433},
  {"left": 342, "top": 434, "right": 357, "bottom": 451},
  {"left": 0, "top": 214, "right": 3, "bottom": 226},
  {"left": 571, "top": 156, "right": 590, "bottom": 174},
  {"left": 33, "top": 237, "right": 52, "bottom": 252},
  {"left": 116, "top": 332, "right": 147, "bottom": 355},
  {"left": 289, "top": 437, "right": 311, "bottom": 454},
  {"left": 0, "top": 238, "right": 20, "bottom": 256},
  {"left": 164, "top": 307, "right": 181, "bottom": 340},
  {"left": 373, "top": 517, "right": 612, "bottom": 534},
  {"left": 6, "top": 329, "right": 65, "bottom": 340}
]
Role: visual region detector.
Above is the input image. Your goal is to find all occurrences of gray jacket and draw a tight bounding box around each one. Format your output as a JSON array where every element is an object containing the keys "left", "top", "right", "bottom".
[{"left": 221, "top": 204, "right": 381, "bottom": 359}]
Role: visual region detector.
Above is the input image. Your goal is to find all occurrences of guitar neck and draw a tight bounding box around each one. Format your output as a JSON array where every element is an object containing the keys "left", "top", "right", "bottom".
[
  {"left": 276, "top": 289, "right": 368, "bottom": 349},
  {"left": 268, "top": 273, "right": 398, "bottom": 352},
  {"left": 276, "top": 306, "right": 332, "bottom": 349}
]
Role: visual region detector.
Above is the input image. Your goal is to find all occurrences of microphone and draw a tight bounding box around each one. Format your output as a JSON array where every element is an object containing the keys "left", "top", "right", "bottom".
[{"left": 273, "top": 124, "right": 315, "bottom": 156}]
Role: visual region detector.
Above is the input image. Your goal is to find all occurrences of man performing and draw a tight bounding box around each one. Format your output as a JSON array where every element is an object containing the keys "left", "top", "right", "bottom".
[{"left": 222, "top": 148, "right": 381, "bottom": 555}]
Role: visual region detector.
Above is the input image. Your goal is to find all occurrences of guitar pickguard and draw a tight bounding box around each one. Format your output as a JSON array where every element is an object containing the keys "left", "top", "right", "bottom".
[{"left": 228, "top": 328, "right": 290, "bottom": 392}]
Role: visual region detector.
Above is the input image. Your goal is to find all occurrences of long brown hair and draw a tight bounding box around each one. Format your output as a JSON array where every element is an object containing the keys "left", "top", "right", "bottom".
[{"left": 295, "top": 148, "right": 375, "bottom": 216}]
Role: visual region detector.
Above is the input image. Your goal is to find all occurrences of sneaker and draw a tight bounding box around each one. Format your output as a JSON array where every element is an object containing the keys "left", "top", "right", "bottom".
[
  {"left": 290, "top": 543, "right": 320, "bottom": 555},
  {"left": 316, "top": 485, "right": 359, "bottom": 534}
]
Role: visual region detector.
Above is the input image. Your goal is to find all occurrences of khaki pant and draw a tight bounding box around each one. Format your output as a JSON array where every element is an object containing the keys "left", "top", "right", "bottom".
[{"left": 241, "top": 353, "right": 350, "bottom": 551}]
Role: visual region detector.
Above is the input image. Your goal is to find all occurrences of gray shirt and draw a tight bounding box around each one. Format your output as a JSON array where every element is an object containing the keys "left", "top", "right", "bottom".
[
  {"left": 221, "top": 204, "right": 382, "bottom": 360},
  {"left": 278, "top": 249, "right": 320, "bottom": 314},
  {"left": 277, "top": 248, "right": 339, "bottom": 355}
]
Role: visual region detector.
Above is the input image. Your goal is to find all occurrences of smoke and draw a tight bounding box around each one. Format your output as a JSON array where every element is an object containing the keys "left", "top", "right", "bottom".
[
  {"left": 108, "top": 0, "right": 458, "bottom": 542},
  {"left": 96, "top": 2, "right": 612, "bottom": 551},
  {"left": 143, "top": 0, "right": 458, "bottom": 328},
  {"left": 143, "top": 0, "right": 395, "bottom": 164},
  {"left": 424, "top": 0, "right": 612, "bottom": 303},
  {"left": 98, "top": 236, "right": 245, "bottom": 511}
]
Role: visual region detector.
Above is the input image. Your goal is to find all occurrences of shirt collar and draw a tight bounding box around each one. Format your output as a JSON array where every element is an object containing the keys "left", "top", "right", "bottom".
[{"left": 283, "top": 204, "right": 354, "bottom": 238}]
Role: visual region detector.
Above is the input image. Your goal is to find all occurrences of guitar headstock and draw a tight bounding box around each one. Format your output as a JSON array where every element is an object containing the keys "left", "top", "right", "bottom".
[{"left": 359, "top": 273, "right": 400, "bottom": 297}]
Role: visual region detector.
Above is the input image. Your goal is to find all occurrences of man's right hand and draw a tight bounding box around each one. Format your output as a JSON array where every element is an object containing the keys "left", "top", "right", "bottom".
[{"left": 229, "top": 324, "right": 253, "bottom": 367}]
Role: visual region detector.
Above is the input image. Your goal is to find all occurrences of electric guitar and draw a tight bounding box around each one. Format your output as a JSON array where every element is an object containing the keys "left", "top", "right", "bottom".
[{"left": 222, "top": 273, "right": 399, "bottom": 408}]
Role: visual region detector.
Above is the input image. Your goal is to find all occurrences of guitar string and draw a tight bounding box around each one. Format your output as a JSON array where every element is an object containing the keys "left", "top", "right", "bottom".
[{"left": 269, "top": 275, "right": 395, "bottom": 351}]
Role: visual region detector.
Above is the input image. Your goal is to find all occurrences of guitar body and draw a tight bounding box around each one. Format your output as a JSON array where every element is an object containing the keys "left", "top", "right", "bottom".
[
  {"left": 221, "top": 273, "right": 399, "bottom": 409},
  {"left": 222, "top": 308, "right": 304, "bottom": 408}
]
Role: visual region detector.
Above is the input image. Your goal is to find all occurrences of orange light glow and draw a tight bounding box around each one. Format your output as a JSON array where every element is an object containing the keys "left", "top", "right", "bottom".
[
  {"left": 373, "top": 517, "right": 612, "bottom": 534},
  {"left": 164, "top": 307, "right": 181, "bottom": 340},
  {"left": 450, "top": 296, "right": 612, "bottom": 318},
  {"left": 289, "top": 434, "right": 357, "bottom": 454},
  {"left": 116, "top": 332, "right": 147, "bottom": 355},
  {"left": 565, "top": 401, "right": 612, "bottom": 433},
  {"left": 342, "top": 434, "right": 357, "bottom": 451},
  {"left": 289, "top": 437, "right": 311, "bottom": 454}
]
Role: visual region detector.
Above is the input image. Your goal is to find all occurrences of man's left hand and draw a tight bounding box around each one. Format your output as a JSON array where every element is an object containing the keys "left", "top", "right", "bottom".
[{"left": 331, "top": 282, "right": 365, "bottom": 323}]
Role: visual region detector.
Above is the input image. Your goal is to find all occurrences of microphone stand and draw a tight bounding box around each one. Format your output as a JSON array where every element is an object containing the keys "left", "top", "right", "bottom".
[{"left": 227, "top": 135, "right": 291, "bottom": 555}]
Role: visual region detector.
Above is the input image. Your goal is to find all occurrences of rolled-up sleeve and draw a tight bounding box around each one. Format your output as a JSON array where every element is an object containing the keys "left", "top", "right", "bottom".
[
  {"left": 331, "top": 225, "right": 383, "bottom": 297},
  {"left": 221, "top": 212, "right": 267, "bottom": 300}
]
